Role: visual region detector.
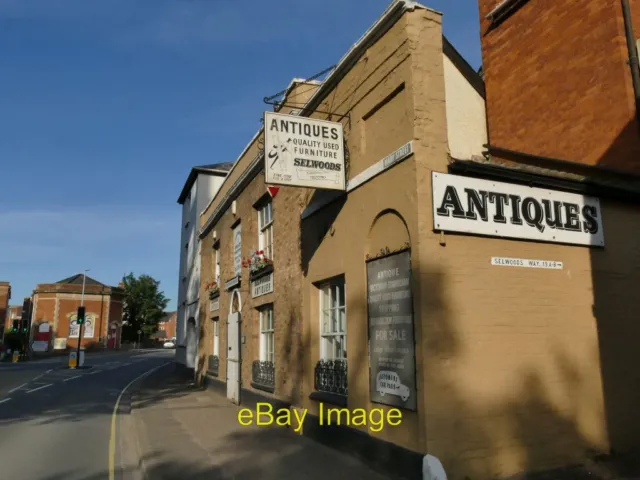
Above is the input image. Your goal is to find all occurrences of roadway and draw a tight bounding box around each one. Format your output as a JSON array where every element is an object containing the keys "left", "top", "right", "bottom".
[{"left": 0, "top": 349, "right": 175, "bottom": 480}]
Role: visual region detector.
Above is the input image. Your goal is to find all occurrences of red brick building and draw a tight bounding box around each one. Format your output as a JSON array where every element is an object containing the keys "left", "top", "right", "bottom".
[
  {"left": 0, "top": 282, "right": 10, "bottom": 333},
  {"left": 476, "top": 0, "right": 640, "bottom": 173},
  {"left": 156, "top": 311, "right": 177, "bottom": 340},
  {"left": 32, "top": 274, "right": 125, "bottom": 351}
]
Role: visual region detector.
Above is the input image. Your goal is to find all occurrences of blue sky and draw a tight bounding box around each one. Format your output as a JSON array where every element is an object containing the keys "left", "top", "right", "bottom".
[{"left": 0, "top": 0, "right": 482, "bottom": 310}]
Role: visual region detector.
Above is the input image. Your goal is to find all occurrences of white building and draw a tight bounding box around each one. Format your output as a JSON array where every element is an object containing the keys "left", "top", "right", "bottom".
[{"left": 176, "top": 163, "right": 233, "bottom": 370}]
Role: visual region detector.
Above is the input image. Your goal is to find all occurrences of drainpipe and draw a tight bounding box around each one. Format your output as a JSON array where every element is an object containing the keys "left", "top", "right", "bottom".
[{"left": 622, "top": 0, "right": 640, "bottom": 123}]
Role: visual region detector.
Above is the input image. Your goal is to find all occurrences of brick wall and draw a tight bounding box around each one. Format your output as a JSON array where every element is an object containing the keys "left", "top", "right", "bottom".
[
  {"left": 0, "top": 282, "right": 10, "bottom": 330},
  {"left": 478, "top": 0, "right": 640, "bottom": 172},
  {"left": 199, "top": 153, "right": 308, "bottom": 403}
]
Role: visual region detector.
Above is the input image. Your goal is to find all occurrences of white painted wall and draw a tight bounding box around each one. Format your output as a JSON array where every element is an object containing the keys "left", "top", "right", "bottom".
[
  {"left": 176, "top": 171, "right": 226, "bottom": 368},
  {"left": 443, "top": 54, "right": 487, "bottom": 161}
]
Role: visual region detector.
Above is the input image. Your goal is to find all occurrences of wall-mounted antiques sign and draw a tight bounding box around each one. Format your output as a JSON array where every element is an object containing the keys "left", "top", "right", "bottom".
[
  {"left": 251, "top": 272, "right": 274, "bottom": 298},
  {"left": 432, "top": 172, "right": 605, "bottom": 247},
  {"left": 367, "top": 250, "right": 417, "bottom": 411},
  {"left": 264, "top": 111, "right": 346, "bottom": 191}
]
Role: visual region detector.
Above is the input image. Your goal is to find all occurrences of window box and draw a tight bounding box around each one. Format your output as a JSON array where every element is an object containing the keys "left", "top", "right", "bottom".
[
  {"left": 251, "top": 360, "right": 275, "bottom": 393},
  {"left": 205, "top": 281, "right": 220, "bottom": 299},
  {"left": 250, "top": 263, "right": 274, "bottom": 281}
]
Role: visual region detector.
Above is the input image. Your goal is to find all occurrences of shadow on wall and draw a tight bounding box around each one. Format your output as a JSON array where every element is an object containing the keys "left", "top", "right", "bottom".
[
  {"left": 296, "top": 189, "right": 640, "bottom": 478},
  {"left": 590, "top": 119, "right": 640, "bottom": 460}
]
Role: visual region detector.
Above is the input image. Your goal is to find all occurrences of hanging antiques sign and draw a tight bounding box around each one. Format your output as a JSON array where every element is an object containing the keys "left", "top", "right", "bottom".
[
  {"left": 432, "top": 172, "right": 605, "bottom": 247},
  {"left": 264, "top": 111, "right": 346, "bottom": 191},
  {"left": 367, "top": 250, "right": 417, "bottom": 411},
  {"left": 251, "top": 272, "right": 274, "bottom": 298}
]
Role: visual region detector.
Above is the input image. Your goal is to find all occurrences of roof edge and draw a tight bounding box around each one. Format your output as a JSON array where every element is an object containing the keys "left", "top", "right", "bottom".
[
  {"left": 177, "top": 166, "right": 231, "bottom": 205},
  {"left": 199, "top": 0, "right": 428, "bottom": 237}
]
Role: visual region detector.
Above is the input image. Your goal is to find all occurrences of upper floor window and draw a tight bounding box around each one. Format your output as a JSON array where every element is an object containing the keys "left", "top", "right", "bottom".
[
  {"left": 260, "top": 305, "right": 274, "bottom": 363},
  {"left": 213, "top": 245, "right": 220, "bottom": 284},
  {"left": 320, "top": 278, "right": 346, "bottom": 361},
  {"left": 258, "top": 201, "right": 273, "bottom": 260}
]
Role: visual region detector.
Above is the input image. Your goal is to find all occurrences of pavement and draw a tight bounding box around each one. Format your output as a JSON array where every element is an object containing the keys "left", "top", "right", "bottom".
[
  {"left": 129, "top": 363, "right": 393, "bottom": 480},
  {"left": 0, "top": 348, "right": 174, "bottom": 480}
]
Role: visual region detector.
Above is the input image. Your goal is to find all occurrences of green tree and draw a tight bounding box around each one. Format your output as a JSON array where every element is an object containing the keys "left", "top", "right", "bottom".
[{"left": 121, "top": 273, "right": 169, "bottom": 342}]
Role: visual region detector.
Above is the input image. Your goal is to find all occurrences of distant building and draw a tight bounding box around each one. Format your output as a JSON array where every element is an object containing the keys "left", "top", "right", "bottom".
[
  {"left": 0, "top": 282, "right": 10, "bottom": 333},
  {"left": 32, "top": 274, "right": 125, "bottom": 351},
  {"left": 176, "top": 163, "right": 232, "bottom": 370},
  {"left": 155, "top": 311, "right": 177, "bottom": 340}
]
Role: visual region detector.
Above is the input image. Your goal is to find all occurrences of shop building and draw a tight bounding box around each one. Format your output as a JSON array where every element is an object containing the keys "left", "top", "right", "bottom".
[
  {"left": 430, "top": 0, "right": 640, "bottom": 478},
  {"left": 32, "top": 274, "right": 125, "bottom": 351},
  {"left": 195, "top": 1, "right": 495, "bottom": 479}
]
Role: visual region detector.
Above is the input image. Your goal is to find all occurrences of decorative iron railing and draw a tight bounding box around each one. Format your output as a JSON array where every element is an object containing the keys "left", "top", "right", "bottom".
[
  {"left": 251, "top": 360, "right": 275, "bottom": 390},
  {"left": 208, "top": 355, "right": 219, "bottom": 377},
  {"left": 314, "top": 359, "right": 348, "bottom": 396}
]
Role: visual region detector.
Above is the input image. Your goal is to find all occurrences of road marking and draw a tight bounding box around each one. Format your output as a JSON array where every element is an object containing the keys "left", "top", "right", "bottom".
[
  {"left": 108, "top": 361, "right": 172, "bottom": 480},
  {"left": 63, "top": 375, "right": 82, "bottom": 382},
  {"left": 8, "top": 383, "right": 26, "bottom": 393},
  {"left": 25, "top": 383, "right": 52, "bottom": 394},
  {"left": 0, "top": 398, "right": 11, "bottom": 404}
]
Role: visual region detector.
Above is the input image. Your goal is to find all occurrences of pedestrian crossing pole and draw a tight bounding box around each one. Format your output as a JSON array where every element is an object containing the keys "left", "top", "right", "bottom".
[{"left": 74, "top": 269, "right": 89, "bottom": 369}]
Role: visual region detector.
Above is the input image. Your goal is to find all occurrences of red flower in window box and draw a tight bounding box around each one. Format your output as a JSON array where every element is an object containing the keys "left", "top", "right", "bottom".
[{"left": 243, "top": 251, "right": 273, "bottom": 274}]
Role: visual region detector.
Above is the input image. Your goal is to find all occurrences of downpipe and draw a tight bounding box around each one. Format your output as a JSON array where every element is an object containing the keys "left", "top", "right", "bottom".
[{"left": 622, "top": 0, "right": 640, "bottom": 124}]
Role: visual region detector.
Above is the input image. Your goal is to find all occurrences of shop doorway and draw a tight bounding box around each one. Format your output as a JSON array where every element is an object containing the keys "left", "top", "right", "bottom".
[
  {"left": 227, "top": 289, "right": 241, "bottom": 404},
  {"left": 107, "top": 322, "right": 119, "bottom": 349}
]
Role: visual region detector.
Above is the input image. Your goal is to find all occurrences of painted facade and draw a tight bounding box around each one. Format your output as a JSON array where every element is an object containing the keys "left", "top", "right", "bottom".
[{"left": 176, "top": 164, "right": 231, "bottom": 369}]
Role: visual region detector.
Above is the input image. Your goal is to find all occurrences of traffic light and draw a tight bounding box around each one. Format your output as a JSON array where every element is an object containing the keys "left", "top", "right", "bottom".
[
  {"left": 77, "top": 306, "right": 86, "bottom": 325},
  {"left": 12, "top": 320, "right": 18, "bottom": 333}
]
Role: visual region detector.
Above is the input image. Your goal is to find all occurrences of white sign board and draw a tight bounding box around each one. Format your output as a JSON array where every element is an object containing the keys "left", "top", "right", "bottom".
[
  {"left": 251, "top": 272, "right": 274, "bottom": 298},
  {"left": 264, "top": 111, "right": 345, "bottom": 191},
  {"left": 54, "top": 338, "right": 67, "bottom": 350},
  {"left": 491, "top": 257, "right": 563, "bottom": 269},
  {"left": 432, "top": 172, "right": 604, "bottom": 247},
  {"left": 210, "top": 297, "right": 219, "bottom": 312},
  {"left": 233, "top": 223, "right": 242, "bottom": 277},
  {"left": 31, "top": 341, "right": 49, "bottom": 352},
  {"left": 347, "top": 141, "right": 413, "bottom": 192},
  {"left": 69, "top": 315, "right": 95, "bottom": 338}
]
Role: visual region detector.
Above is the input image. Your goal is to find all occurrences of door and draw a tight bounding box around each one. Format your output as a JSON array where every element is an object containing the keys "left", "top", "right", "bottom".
[
  {"left": 186, "top": 318, "right": 197, "bottom": 369},
  {"left": 227, "top": 311, "right": 241, "bottom": 404},
  {"left": 107, "top": 323, "right": 118, "bottom": 349}
]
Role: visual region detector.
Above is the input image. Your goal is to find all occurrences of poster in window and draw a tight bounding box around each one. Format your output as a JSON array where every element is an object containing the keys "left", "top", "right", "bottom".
[
  {"left": 367, "top": 250, "right": 417, "bottom": 411},
  {"left": 69, "top": 314, "right": 95, "bottom": 338}
]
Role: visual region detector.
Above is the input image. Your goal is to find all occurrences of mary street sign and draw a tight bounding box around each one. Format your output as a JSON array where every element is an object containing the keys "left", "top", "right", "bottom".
[
  {"left": 264, "top": 111, "right": 346, "bottom": 191},
  {"left": 432, "top": 172, "right": 605, "bottom": 247}
]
